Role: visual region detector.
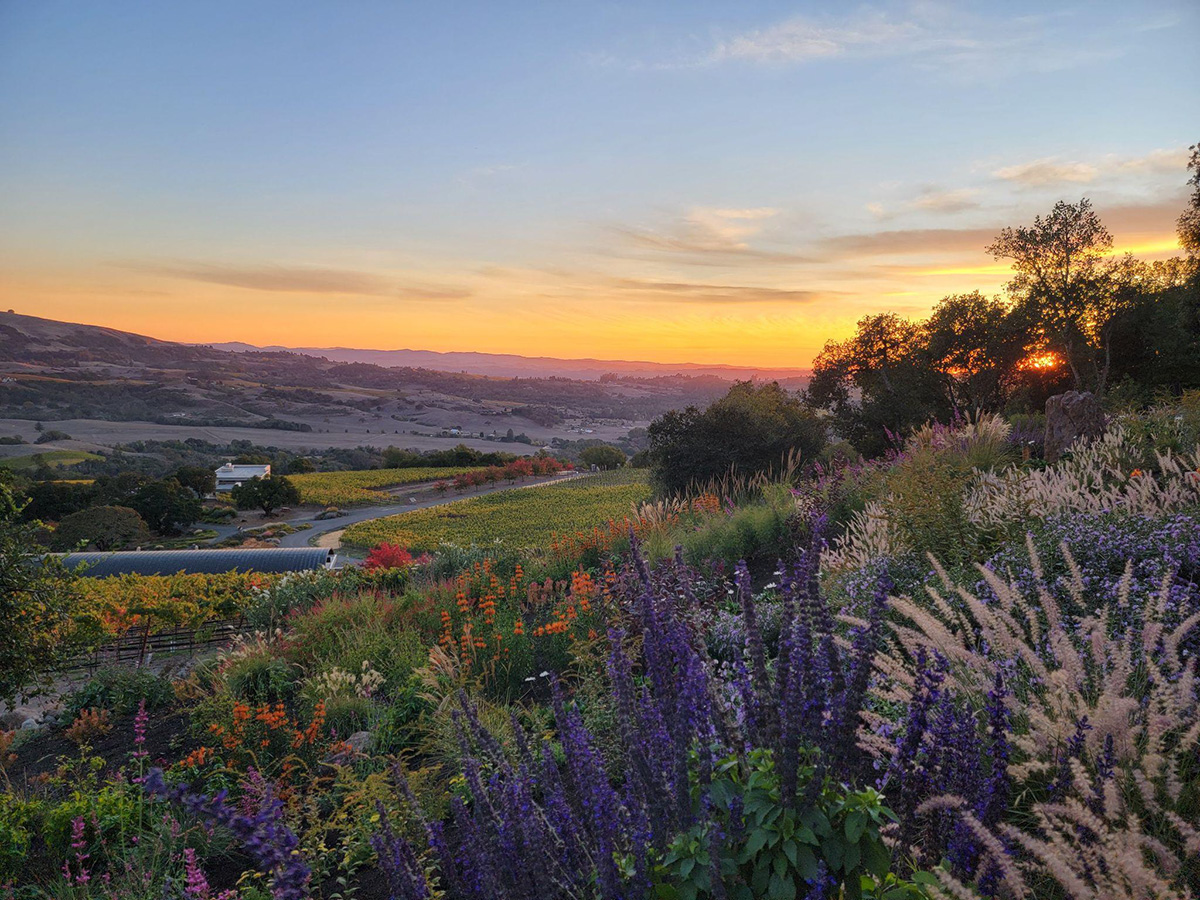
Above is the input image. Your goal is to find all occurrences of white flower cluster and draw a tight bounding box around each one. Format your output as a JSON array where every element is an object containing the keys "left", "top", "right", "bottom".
[{"left": 306, "top": 660, "right": 385, "bottom": 700}]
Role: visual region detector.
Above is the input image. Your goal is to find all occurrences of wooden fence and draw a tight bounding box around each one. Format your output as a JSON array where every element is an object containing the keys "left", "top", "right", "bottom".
[{"left": 66, "top": 617, "right": 251, "bottom": 674}]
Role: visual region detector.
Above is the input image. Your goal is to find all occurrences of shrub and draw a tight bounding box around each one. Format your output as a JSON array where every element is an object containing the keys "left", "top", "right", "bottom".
[
  {"left": 50, "top": 504, "right": 151, "bottom": 551},
  {"left": 231, "top": 475, "right": 301, "bottom": 516},
  {"left": 647, "top": 381, "right": 827, "bottom": 495},
  {"left": 0, "top": 474, "right": 85, "bottom": 704},
  {"left": 368, "top": 533, "right": 912, "bottom": 898},
  {"left": 323, "top": 695, "right": 375, "bottom": 738},
  {"left": 0, "top": 794, "right": 39, "bottom": 882},
  {"left": 65, "top": 707, "right": 113, "bottom": 744},
  {"left": 34, "top": 429, "right": 72, "bottom": 444},
  {"left": 242, "top": 569, "right": 344, "bottom": 631},
  {"left": 63, "top": 667, "right": 174, "bottom": 720},
  {"left": 222, "top": 640, "right": 297, "bottom": 705},
  {"left": 579, "top": 444, "right": 627, "bottom": 470},
  {"left": 679, "top": 485, "right": 796, "bottom": 565},
  {"left": 364, "top": 542, "right": 414, "bottom": 571}
]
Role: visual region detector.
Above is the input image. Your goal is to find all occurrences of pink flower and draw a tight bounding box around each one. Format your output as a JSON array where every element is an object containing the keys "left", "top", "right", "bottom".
[
  {"left": 183, "top": 847, "right": 210, "bottom": 899},
  {"left": 132, "top": 698, "right": 149, "bottom": 761}
]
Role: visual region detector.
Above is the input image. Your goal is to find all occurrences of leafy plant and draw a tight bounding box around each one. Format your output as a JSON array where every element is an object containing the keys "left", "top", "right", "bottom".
[
  {"left": 63, "top": 667, "right": 175, "bottom": 720},
  {"left": 655, "top": 749, "right": 912, "bottom": 900}
]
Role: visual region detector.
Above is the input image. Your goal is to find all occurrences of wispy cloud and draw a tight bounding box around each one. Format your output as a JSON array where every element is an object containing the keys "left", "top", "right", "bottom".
[
  {"left": 609, "top": 276, "right": 832, "bottom": 305},
  {"left": 125, "top": 262, "right": 470, "bottom": 300},
  {"left": 912, "top": 187, "right": 981, "bottom": 213},
  {"left": 817, "top": 226, "right": 998, "bottom": 259},
  {"left": 868, "top": 186, "right": 981, "bottom": 219},
  {"left": 609, "top": 206, "right": 813, "bottom": 265},
  {"left": 598, "top": 4, "right": 1148, "bottom": 76},
  {"left": 993, "top": 148, "right": 1189, "bottom": 187},
  {"left": 711, "top": 11, "right": 923, "bottom": 64},
  {"left": 478, "top": 265, "right": 832, "bottom": 307}
]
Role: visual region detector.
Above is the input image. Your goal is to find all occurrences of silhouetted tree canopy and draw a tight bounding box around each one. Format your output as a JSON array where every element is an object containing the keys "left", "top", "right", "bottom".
[{"left": 647, "top": 381, "right": 826, "bottom": 494}]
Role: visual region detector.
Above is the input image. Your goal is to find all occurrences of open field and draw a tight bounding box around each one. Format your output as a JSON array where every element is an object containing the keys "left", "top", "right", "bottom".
[
  {"left": 0, "top": 417, "right": 555, "bottom": 455},
  {"left": 0, "top": 449, "right": 102, "bottom": 470},
  {"left": 288, "top": 466, "right": 486, "bottom": 506},
  {"left": 341, "top": 468, "right": 652, "bottom": 550}
]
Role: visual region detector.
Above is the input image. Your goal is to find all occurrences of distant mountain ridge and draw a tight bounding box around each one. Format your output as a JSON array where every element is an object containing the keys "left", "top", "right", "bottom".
[{"left": 205, "top": 341, "right": 810, "bottom": 383}]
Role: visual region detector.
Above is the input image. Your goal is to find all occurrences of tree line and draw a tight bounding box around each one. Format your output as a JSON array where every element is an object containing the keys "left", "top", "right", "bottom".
[{"left": 648, "top": 147, "right": 1200, "bottom": 476}]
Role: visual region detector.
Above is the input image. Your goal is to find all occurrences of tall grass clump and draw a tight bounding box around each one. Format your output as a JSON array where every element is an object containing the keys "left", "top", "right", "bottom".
[{"left": 883, "top": 548, "right": 1200, "bottom": 898}]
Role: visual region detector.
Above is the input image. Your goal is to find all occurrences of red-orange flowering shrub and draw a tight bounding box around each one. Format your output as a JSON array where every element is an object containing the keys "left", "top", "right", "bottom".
[
  {"left": 364, "top": 542, "right": 414, "bottom": 571},
  {"left": 65, "top": 708, "right": 112, "bottom": 745}
]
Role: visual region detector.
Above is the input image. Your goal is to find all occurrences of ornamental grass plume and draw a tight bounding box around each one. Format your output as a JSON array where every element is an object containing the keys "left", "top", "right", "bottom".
[
  {"left": 883, "top": 546, "right": 1200, "bottom": 898},
  {"left": 967, "top": 427, "right": 1200, "bottom": 529}
]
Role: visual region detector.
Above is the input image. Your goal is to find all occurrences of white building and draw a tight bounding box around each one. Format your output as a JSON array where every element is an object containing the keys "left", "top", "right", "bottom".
[{"left": 214, "top": 463, "right": 271, "bottom": 492}]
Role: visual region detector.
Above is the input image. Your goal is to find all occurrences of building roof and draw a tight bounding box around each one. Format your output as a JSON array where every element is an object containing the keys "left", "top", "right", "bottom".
[
  {"left": 215, "top": 463, "right": 270, "bottom": 479},
  {"left": 57, "top": 547, "right": 335, "bottom": 577}
]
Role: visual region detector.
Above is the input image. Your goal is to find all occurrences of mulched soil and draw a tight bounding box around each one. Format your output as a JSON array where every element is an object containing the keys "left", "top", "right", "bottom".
[{"left": 6, "top": 705, "right": 199, "bottom": 787}]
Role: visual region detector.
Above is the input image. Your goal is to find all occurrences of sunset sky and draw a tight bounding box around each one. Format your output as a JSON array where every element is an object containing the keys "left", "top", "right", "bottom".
[{"left": 1, "top": 1, "right": 1196, "bottom": 368}]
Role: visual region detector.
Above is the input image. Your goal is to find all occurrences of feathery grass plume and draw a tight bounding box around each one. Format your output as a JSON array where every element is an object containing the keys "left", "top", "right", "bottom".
[
  {"left": 967, "top": 427, "right": 1200, "bottom": 530},
  {"left": 886, "top": 545, "right": 1200, "bottom": 898}
]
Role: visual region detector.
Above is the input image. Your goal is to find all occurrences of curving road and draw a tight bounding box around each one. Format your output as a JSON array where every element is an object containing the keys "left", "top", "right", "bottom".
[{"left": 207, "top": 473, "right": 582, "bottom": 553}]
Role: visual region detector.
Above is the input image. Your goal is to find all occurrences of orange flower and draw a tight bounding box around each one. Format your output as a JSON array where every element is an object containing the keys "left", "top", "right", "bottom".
[{"left": 181, "top": 746, "right": 215, "bottom": 769}]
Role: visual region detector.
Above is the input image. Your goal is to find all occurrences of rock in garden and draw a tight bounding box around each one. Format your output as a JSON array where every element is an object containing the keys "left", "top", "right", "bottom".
[{"left": 1045, "top": 391, "right": 1106, "bottom": 463}]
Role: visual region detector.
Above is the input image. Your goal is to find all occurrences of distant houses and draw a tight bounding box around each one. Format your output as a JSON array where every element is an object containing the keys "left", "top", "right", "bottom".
[{"left": 214, "top": 462, "right": 270, "bottom": 492}]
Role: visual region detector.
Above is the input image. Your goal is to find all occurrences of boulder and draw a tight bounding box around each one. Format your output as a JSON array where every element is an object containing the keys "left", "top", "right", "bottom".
[{"left": 1045, "top": 391, "right": 1106, "bottom": 463}]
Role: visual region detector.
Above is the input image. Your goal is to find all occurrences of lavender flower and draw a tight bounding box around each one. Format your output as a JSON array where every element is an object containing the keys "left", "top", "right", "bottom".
[{"left": 142, "top": 768, "right": 311, "bottom": 900}]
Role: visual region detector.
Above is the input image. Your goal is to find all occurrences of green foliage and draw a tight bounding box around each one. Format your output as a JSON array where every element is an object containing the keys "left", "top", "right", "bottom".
[
  {"left": 372, "top": 675, "right": 431, "bottom": 753},
  {"left": 323, "top": 694, "right": 376, "bottom": 736},
  {"left": 50, "top": 504, "right": 150, "bottom": 551},
  {"left": 129, "top": 476, "right": 202, "bottom": 534},
  {"left": 579, "top": 444, "right": 627, "bottom": 470},
  {"left": 343, "top": 469, "right": 651, "bottom": 552},
  {"left": 0, "top": 794, "right": 39, "bottom": 882},
  {"left": 173, "top": 463, "right": 217, "bottom": 496},
  {"left": 286, "top": 455, "right": 317, "bottom": 474},
  {"left": 284, "top": 593, "right": 430, "bottom": 694},
  {"left": 34, "top": 428, "right": 73, "bottom": 444},
  {"left": 873, "top": 443, "right": 984, "bottom": 569},
  {"left": 200, "top": 502, "right": 237, "bottom": 523},
  {"left": 678, "top": 486, "right": 796, "bottom": 566},
  {"left": 231, "top": 474, "right": 302, "bottom": 516},
  {"left": 648, "top": 381, "right": 827, "bottom": 494},
  {"left": 224, "top": 652, "right": 297, "bottom": 705},
  {"left": 242, "top": 568, "right": 348, "bottom": 631},
  {"left": 63, "top": 667, "right": 175, "bottom": 720},
  {"left": 383, "top": 443, "right": 518, "bottom": 469},
  {"left": 41, "top": 783, "right": 141, "bottom": 862},
  {"left": 0, "top": 449, "right": 101, "bottom": 471},
  {"left": 653, "top": 749, "right": 924, "bottom": 900},
  {"left": 0, "top": 471, "right": 84, "bottom": 704}
]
